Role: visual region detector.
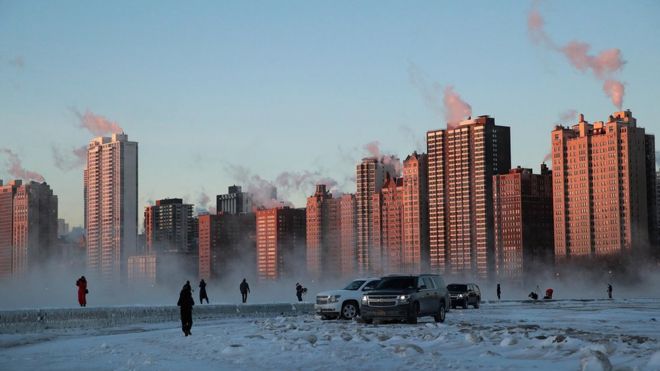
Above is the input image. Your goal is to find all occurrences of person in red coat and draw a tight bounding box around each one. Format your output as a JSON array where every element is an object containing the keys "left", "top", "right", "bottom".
[{"left": 76, "top": 276, "right": 88, "bottom": 307}]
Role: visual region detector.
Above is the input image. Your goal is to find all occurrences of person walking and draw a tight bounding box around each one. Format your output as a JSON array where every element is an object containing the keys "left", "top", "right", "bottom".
[
  {"left": 76, "top": 276, "right": 88, "bottom": 307},
  {"left": 496, "top": 283, "right": 501, "bottom": 300},
  {"left": 295, "top": 282, "right": 304, "bottom": 302},
  {"left": 199, "top": 279, "right": 209, "bottom": 304},
  {"left": 240, "top": 278, "right": 250, "bottom": 303},
  {"left": 607, "top": 284, "right": 613, "bottom": 299},
  {"left": 177, "top": 282, "right": 195, "bottom": 336}
]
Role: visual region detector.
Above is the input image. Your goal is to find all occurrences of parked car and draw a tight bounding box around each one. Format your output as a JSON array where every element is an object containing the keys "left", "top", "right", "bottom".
[
  {"left": 447, "top": 283, "right": 481, "bottom": 309},
  {"left": 315, "top": 278, "right": 381, "bottom": 320},
  {"left": 360, "top": 274, "right": 450, "bottom": 324}
]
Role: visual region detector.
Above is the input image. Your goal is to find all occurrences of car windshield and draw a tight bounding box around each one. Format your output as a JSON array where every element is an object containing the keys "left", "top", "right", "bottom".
[
  {"left": 447, "top": 284, "right": 468, "bottom": 291},
  {"left": 376, "top": 277, "right": 416, "bottom": 290},
  {"left": 343, "top": 280, "right": 366, "bottom": 290}
]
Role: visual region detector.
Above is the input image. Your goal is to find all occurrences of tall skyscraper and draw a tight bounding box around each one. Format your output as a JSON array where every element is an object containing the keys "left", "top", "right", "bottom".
[
  {"left": 0, "top": 180, "right": 58, "bottom": 279},
  {"left": 552, "top": 111, "right": 655, "bottom": 260},
  {"left": 372, "top": 175, "right": 403, "bottom": 273},
  {"left": 657, "top": 171, "right": 660, "bottom": 245},
  {"left": 144, "top": 198, "right": 194, "bottom": 254},
  {"left": 645, "top": 136, "right": 658, "bottom": 247},
  {"left": 256, "top": 206, "right": 306, "bottom": 280},
  {"left": 85, "top": 133, "right": 138, "bottom": 281},
  {"left": 401, "top": 152, "right": 429, "bottom": 274},
  {"left": 216, "top": 185, "right": 253, "bottom": 215},
  {"left": 493, "top": 165, "right": 553, "bottom": 284},
  {"left": 306, "top": 184, "right": 340, "bottom": 280},
  {"left": 427, "top": 115, "right": 511, "bottom": 279}
]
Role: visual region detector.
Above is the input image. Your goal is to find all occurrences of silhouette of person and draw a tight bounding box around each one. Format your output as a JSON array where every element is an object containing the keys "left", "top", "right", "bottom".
[
  {"left": 177, "top": 282, "right": 195, "bottom": 336},
  {"left": 496, "top": 283, "right": 501, "bottom": 300},
  {"left": 607, "top": 284, "right": 613, "bottom": 299},
  {"left": 76, "top": 276, "right": 87, "bottom": 307},
  {"left": 199, "top": 279, "right": 209, "bottom": 304},
  {"left": 240, "top": 278, "right": 250, "bottom": 303},
  {"left": 296, "top": 282, "right": 304, "bottom": 302}
]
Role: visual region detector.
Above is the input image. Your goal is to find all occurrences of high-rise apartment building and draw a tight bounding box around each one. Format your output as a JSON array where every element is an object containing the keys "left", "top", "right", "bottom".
[
  {"left": 144, "top": 198, "right": 194, "bottom": 254},
  {"left": 0, "top": 180, "right": 58, "bottom": 279},
  {"left": 198, "top": 212, "right": 257, "bottom": 281},
  {"left": 427, "top": 115, "right": 511, "bottom": 279},
  {"left": 402, "top": 152, "right": 429, "bottom": 274},
  {"left": 645, "top": 136, "right": 658, "bottom": 247},
  {"left": 657, "top": 171, "right": 660, "bottom": 245},
  {"left": 372, "top": 175, "right": 403, "bottom": 273},
  {"left": 57, "top": 218, "right": 69, "bottom": 238},
  {"left": 356, "top": 158, "right": 392, "bottom": 274},
  {"left": 306, "top": 185, "right": 340, "bottom": 280},
  {"left": 552, "top": 111, "right": 655, "bottom": 260},
  {"left": 0, "top": 180, "right": 16, "bottom": 279},
  {"left": 216, "top": 185, "right": 253, "bottom": 215},
  {"left": 85, "top": 133, "right": 138, "bottom": 281},
  {"left": 493, "top": 165, "right": 553, "bottom": 283},
  {"left": 339, "top": 194, "right": 357, "bottom": 278},
  {"left": 256, "top": 207, "right": 306, "bottom": 280}
]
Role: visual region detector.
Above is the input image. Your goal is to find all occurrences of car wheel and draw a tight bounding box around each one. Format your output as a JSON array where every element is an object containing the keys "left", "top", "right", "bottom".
[
  {"left": 407, "top": 302, "right": 419, "bottom": 324},
  {"left": 474, "top": 298, "right": 480, "bottom": 309},
  {"left": 341, "top": 302, "right": 358, "bottom": 320},
  {"left": 434, "top": 302, "right": 446, "bottom": 323}
]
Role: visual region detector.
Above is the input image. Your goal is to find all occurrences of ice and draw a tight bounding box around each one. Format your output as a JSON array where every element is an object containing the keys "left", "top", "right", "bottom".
[{"left": 0, "top": 299, "right": 658, "bottom": 370}]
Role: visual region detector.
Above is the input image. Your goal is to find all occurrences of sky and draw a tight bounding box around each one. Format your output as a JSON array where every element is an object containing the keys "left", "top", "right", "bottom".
[{"left": 1, "top": 0, "right": 659, "bottom": 227}]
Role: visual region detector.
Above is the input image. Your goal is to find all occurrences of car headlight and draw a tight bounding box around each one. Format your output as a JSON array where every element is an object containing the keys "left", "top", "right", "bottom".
[
  {"left": 361, "top": 295, "right": 368, "bottom": 303},
  {"left": 328, "top": 295, "right": 341, "bottom": 303},
  {"left": 397, "top": 294, "right": 411, "bottom": 304},
  {"left": 458, "top": 294, "right": 464, "bottom": 298}
]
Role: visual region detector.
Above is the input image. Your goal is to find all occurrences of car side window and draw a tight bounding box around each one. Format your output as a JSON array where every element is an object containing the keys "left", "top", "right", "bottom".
[
  {"left": 423, "top": 277, "right": 435, "bottom": 289},
  {"left": 417, "top": 278, "right": 426, "bottom": 289},
  {"left": 362, "top": 280, "right": 379, "bottom": 291}
]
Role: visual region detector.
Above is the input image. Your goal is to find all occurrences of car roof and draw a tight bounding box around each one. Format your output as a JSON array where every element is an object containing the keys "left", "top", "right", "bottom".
[{"left": 352, "top": 277, "right": 381, "bottom": 281}]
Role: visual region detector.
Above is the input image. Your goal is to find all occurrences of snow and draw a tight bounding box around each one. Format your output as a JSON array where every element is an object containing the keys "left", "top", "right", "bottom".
[{"left": 1, "top": 299, "right": 659, "bottom": 370}]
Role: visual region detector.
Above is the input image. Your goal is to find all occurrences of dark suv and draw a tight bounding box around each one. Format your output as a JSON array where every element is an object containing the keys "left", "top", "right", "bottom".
[
  {"left": 360, "top": 274, "right": 450, "bottom": 324},
  {"left": 447, "top": 283, "right": 481, "bottom": 309}
]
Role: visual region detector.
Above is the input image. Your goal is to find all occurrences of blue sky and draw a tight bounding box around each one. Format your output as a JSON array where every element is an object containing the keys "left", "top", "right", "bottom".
[{"left": 1, "top": 0, "right": 659, "bottom": 227}]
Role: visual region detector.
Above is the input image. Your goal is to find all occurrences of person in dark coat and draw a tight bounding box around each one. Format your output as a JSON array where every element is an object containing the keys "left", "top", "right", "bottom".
[
  {"left": 177, "top": 283, "right": 195, "bottom": 336},
  {"left": 76, "top": 276, "right": 88, "bottom": 307},
  {"left": 296, "top": 282, "right": 304, "bottom": 302},
  {"left": 607, "top": 284, "right": 613, "bottom": 299},
  {"left": 199, "top": 280, "right": 209, "bottom": 304},
  {"left": 240, "top": 278, "right": 250, "bottom": 303},
  {"left": 496, "top": 283, "right": 501, "bottom": 300}
]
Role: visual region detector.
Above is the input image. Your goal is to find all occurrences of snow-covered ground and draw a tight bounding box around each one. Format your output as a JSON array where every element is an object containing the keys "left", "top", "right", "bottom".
[{"left": 1, "top": 299, "right": 659, "bottom": 370}]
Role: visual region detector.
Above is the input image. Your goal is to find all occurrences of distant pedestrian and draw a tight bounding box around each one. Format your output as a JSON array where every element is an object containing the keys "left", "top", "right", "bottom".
[
  {"left": 177, "top": 282, "right": 195, "bottom": 336},
  {"left": 76, "top": 276, "right": 88, "bottom": 307},
  {"left": 295, "top": 282, "right": 305, "bottom": 302},
  {"left": 607, "top": 284, "right": 613, "bottom": 299},
  {"left": 240, "top": 278, "right": 250, "bottom": 303},
  {"left": 496, "top": 284, "right": 501, "bottom": 300},
  {"left": 199, "top": 279, "right": 209, "bottom": 304}
]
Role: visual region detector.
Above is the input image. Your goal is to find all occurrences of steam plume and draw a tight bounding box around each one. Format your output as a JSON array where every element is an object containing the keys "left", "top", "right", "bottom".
[
  {"left": 196, "top": 191, "right": 216, "bottom": 214},
  {"left": 603, "top": 80, "right": 624, "bottom": 109},
  {"left": 527, "top": 2, "right": 626, "bottom": 108},
  {"left": 52, "top": 145, "right": 87, "bottom": 171},
  {"left": 408, "top": 63, "right": 443, "bottom": 117},
  {"left": 559, "top": 109, "right": 578, "bottom": 122},
  {"left": 0, "top": 148, "right": 45, "bottom": 182},
  {"left": 443, "top": 86, "right": 472, "bottom": 129},
  {"left": 73, "top": 109, "right": 123, "bottom": 136},
  {"left": 542, "top": 152, "right": 552, "bottom": 164},
  {"left": 363, "top": 141, "right": 402, "bottom": 177}
]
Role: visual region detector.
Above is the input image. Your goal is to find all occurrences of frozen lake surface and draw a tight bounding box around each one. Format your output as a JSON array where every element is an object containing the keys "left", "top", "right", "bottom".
[{"left": 1, "top": 299, "right": 659, "bottom": 370}]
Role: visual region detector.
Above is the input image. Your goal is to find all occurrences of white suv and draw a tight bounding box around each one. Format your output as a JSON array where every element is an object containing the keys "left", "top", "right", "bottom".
[{"left": 315, "top": 278, "right": 381, "bottom": 320}]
